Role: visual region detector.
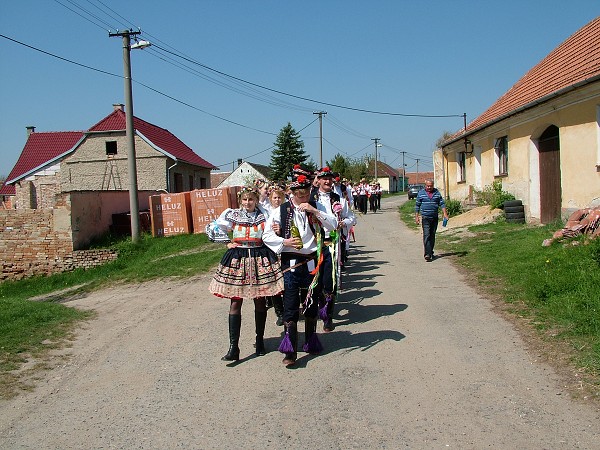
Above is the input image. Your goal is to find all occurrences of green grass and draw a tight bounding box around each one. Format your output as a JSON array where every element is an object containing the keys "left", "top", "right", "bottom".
[
  {"left": 0, "top": 232, "right": 225, "bottom": 398},
  {"left": 399, "top": 204, "right": 599, "bottom": 396},
  {"left": 398, "top": 199, "right": 419, "bottom": 230}
]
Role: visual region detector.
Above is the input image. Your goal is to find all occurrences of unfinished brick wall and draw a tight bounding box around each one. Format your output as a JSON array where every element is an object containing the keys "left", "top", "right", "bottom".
[
  {"left": 0, "top": 208, "right": 118, "bottom": 282},
  {"left": 0, "top": 209, "right": 72, "bottom": 280}
]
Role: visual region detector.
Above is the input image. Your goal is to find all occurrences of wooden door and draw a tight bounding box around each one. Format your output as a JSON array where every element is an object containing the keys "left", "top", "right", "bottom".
[{"left": 538, "top": 125, "right": 561, "bottom": 224}]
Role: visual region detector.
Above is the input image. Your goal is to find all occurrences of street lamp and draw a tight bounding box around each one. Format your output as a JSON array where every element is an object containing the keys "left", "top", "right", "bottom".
[{"left": 109, "top": 30, "right": 151, "bottom": 243}]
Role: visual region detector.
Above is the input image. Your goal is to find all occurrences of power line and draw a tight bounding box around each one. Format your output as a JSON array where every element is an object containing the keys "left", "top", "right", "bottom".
[
  {"left": 0, "top": 33, "right": 120, "bottom": 78},
  {"left": 151, "top": 44, "right": 464, "bottom": 119},
  {"left": 0, "top": 33, "right": 278, "bottom": 136},
  {"left": 55, "top": 0, "right": 464, "bottom": 125},
  {"left": 146, "top": 46, "right": 314, "bottom": 113},
  {"left": 52, "top": 0, "right": 110, "bottom": 31}
]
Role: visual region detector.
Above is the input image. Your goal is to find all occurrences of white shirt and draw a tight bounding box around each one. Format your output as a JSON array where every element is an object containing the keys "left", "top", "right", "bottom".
[{"left": 262, "top": 201, "right": 337, "bottom": 255}]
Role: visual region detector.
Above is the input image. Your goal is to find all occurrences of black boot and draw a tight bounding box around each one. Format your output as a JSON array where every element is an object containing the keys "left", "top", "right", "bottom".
[
  {"left": 272, "top": 295, "right": 284, "bottom": 326},
  {"left": 222, "top": 314, "right": 241, "bottom": 361},
  {"left": 323, "top": 295, "right": 336, "bottom": 332},
  {"left": 255, "top": 310, "right": 267, "bottom": 356},
  {"left": 303, "top": 316, "right": 323, "bottom": 354},
  {"left": 281, "top": 321, "right": 298, "bottom": 366}
]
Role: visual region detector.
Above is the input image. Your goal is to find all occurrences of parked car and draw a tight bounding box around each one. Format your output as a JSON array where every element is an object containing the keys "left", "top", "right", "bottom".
[{"left": 407, "top": 184, "right": 424, "bottom": 199}]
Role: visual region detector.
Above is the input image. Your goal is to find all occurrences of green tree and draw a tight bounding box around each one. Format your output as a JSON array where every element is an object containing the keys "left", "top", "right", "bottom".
[
  {"left": 435, "top": 130, "right": 455, "bottom": 148},
  {"left": 269, "top": 123, "right": 309, "bottom": 181},
  {"left": 326, "top": 153, "right": 349, "bottom": 176}
]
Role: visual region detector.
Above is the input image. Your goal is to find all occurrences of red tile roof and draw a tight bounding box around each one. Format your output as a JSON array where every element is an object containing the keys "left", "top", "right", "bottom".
[
  {"left": 406, "top": 172, "right": 433, "bottom": 185},
  {"left": 367, "top": 160, "right": 400, "bottom": 178},
  {"left": 89, "top": 109, "right": 216, "bottom": 169},
  {"left": 448, "top": 16, "right": 600, "bottom": 143},
  {"left": 0, "top": 182, "right": 16, "bottom": 196},
  {"left": 210, "top": 172, "right": 231, "bottom": 187},
  {"left": 5, "top": 131, "right": 85, "bottom": 184}
]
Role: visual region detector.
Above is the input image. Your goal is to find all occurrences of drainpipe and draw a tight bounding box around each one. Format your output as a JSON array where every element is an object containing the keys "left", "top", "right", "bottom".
[
  {"left": 167, "top": 161, "right": 178, "bottom": 193},
  {"left": 442, "top": 148, "right": 449, "bottom": 199}
]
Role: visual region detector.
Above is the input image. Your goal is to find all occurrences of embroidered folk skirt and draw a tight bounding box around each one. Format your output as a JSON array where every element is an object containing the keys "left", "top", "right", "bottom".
[{"left": 209, "top": 246, "right": 284, "bottom": 300}]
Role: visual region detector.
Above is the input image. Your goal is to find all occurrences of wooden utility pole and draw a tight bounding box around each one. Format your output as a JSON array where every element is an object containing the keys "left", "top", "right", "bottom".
[
  {"left": 372, "top": 138, "right": 380, "bottom": 181},
  {"left": 313, "top": 111, "right": 327, "bottom": 167}
]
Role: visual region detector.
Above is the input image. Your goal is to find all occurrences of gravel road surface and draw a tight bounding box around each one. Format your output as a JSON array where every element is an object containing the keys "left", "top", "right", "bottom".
[{"left": 1, "top": 195, "right": 598, "bottom": 449}]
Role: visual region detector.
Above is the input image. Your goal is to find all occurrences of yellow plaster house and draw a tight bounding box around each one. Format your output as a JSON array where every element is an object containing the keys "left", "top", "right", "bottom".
[{"left": 438, "top": 17, "right": 600, "bottom": 223}]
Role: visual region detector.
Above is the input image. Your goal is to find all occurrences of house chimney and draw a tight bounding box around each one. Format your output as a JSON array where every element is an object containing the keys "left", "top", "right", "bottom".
[
  {"left": 26, "top": 126, "right": 35, "bottom": 136},
  {"left": 113, "top": 103, "right": 125, "bottom": 112},
  {"left": 237, "top": 158, "right": 243, "bottom": 167}
]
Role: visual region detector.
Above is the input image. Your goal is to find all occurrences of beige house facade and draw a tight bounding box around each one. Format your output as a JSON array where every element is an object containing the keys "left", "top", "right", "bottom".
[{"left": 439, "top": 17, "right": 600, "bottom": 223}]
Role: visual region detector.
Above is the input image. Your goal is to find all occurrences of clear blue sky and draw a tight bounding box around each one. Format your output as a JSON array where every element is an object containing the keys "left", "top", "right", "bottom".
[{"left": 1, "top": 1, "right": 597, "bottom": 178}]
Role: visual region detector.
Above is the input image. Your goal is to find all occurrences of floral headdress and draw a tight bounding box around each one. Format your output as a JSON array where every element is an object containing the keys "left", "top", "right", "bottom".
[{"left": 237, "top": 185, "right": 260, "bottom": 200}]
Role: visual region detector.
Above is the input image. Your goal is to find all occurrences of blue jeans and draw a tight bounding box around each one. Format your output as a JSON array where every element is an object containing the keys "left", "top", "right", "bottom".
[{"left": 421, "top": 216, "right": 438, "bottom": 258}]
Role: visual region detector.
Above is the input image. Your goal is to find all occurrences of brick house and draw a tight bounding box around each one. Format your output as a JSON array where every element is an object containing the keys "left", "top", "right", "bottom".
[
  {"left": 367, "top": 160, "right": 401, "bottom": 192},
  {"left": 1, "top": 105, "right": 217, "bottom": 279},
  {"left": 438, "top": 17, "right": 600, "bottom": 223},
  {"left": 5, "top": 104, "right": 217, "bottom": 211}
]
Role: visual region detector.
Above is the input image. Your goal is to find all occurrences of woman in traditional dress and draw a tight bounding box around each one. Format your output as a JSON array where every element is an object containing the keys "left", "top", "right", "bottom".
[{"left": 208, "top": 186, "right": 284, "bottom": 361}]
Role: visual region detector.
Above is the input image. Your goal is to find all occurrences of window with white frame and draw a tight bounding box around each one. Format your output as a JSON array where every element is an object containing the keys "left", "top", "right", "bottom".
[
  {"left": 457, "top": 152, "right": 466, "bottom": 182},
  {"left": 494, "top": 136, "right": 508, "bottom": 175}
]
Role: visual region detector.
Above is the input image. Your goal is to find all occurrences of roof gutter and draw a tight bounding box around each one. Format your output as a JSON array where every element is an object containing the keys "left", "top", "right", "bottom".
[{"left": 443, "top": 74, "right": 600, "bottom": 148}]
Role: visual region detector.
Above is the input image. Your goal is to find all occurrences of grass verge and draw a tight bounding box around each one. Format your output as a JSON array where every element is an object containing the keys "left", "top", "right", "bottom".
[
  {"left": 0, "top": 232, "right": 225, "bottom": 399},
  {"left": 399, "top": 200, "right": 600, "bottom": 401}
]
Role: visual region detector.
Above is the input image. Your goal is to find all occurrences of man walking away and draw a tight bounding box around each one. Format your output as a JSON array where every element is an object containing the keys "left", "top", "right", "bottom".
[{"left": 415, "top": 179, "right": 448, "bottom": 262}]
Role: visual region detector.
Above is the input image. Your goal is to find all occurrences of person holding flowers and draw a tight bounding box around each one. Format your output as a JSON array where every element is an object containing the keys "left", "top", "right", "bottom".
[
  {"left": 262, "top": 174, "right": 337, "bottom": 367},
  {"left": 311, "top": 167, "right": 356, "bottom": 332}
]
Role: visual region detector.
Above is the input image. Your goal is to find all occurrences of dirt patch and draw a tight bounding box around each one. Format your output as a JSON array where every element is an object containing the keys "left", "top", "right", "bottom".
[{"left": 440, "top": 205, "right": 504, "bottom": 232}]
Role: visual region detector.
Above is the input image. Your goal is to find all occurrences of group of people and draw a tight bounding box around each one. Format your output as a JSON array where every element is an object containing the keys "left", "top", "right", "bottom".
[
  {"left": 206, "top": 169, "right": 448, "bottom": 367},
  {"left": 207, "top": 165, "right": 356, "bottom": 367},
  {"left": 350, "top": 179, "right": 382, "bottom": 214}
]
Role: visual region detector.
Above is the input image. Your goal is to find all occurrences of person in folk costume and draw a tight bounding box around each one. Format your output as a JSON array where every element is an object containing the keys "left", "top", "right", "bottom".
[
  {"left": 254, "top": 178, "right": 271, "bottom": 212},
  {"left": 375, "top": 182, "right": 382, "bottom": 210},
  {"left": 369, "top": 182, "right": 379, "bottom": 213},
  {"left": 357, "top": 178, "right": 369, "bottom": 214},
  {"left": 208, "top": 186, "right": 284, "bottom": 362},
  {"left": 310, "top": 166, "right": 353, "bottom": 331},
  {"left": 343, "top": 178, "right": 355, "bottom": 211},
  {"left": 350, "top": 182, "right": 359, "bottom": 210},
  {"left": 262, "top": 183, "right": 286, "bottom": 326},
  {"left": 341, "top": 190, "right": 357, "bottom": 266},
  {"left": 262, "top": 174, "right": 338, "bottom": 367},
  {"left": 332, "top": 174, "right": 356, "bottom": 267}
]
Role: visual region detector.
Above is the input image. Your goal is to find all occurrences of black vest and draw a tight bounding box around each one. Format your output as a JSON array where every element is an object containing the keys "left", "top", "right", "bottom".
[{"left": 279, "top": 200, "right": 317, "bottom": 239}]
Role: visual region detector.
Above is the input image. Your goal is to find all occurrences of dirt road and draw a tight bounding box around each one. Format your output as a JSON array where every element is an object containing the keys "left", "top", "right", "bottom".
[{"left": 1, "top": 196, "right": 598, "bottom": 449}]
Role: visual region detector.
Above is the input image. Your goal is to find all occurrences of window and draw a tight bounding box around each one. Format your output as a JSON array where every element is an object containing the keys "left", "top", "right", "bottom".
[
  {"left": 189, "top": 175, "right": 194, "bottom": 190},
  {"left": 105, "top": 141, "right": 117, "bottom": 156},
  {"left": 174, "top": 173, "right": 183, "bottom": 192},
  {"left": 457, "top": 152, "right": 466, "bottom": 182},
  {"left": 494, "top": 136, "right": 508, "bottom": 175}
]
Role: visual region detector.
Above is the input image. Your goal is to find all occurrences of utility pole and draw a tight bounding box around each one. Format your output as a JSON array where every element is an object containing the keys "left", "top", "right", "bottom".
[
  {"left": 109, "top": 29, "right": 147, "bottom": 243},
  {"left": 416, "top": 158, "right": 420, "bottom": 184},
  {"left": 400, "top": 151, "right": 407, "bottom": 189},
  {"left": 372, "top": 138, "right": 380, "bottom": 181},
  {"left": 313, "top": 111, "right": 327, "bottom": 167}
]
